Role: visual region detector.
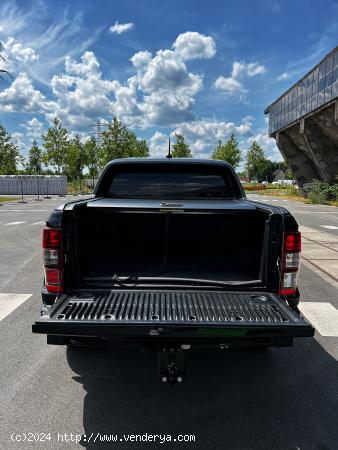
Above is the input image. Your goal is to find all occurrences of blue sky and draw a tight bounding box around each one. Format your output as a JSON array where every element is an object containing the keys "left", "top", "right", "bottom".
[{"left": 0, "top": 0, "right": 337, "bottom": 164}]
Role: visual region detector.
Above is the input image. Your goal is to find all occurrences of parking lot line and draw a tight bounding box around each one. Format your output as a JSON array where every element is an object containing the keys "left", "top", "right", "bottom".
[
  {"left": 300, "top": 302, "right": 338, "bottom": 337},
  {"left": 321, "top": 225, "right": 338, "bottom": 230},
  {"left": 0, "top": 293, "right": 32, "bottom": 322},
  {"left": 4, "top": 221, "right": 26, "bottom": 226}
]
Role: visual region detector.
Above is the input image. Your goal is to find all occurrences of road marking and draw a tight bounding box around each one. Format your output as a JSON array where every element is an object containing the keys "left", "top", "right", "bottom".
[
  {"left": 0, "top": 209, "right": 51, "bottom": 212},
  {"left": 0, "top": 293, "right": 33, "bottom": 322},
  {"left": 31, "top": 221, "right": 44, "bottom": 225},
  {"left": 4, "top": 221, "right": 26, "bottom": 226},
  {"left": 321, "top": 225, "right": 338, "bottom": 230},
  {"left": 300, "top": 302, "right": 338, "bottom": 337}
]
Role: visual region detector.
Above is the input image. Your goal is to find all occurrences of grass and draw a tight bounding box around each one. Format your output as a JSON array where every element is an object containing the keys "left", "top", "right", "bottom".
[
  {"left": 244, "top": 186, "right": 307, "bottom": 203},
  {"left": 0, "top": 196, "right": 20, "bottom": 203},
  {"left": 244, "top": 186, "right": 338, "bottom": 206}
]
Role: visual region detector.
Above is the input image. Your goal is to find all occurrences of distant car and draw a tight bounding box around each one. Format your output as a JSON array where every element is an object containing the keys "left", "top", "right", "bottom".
[
  {"left": 261, "top": 181, "right": 268, "bottom": 185},
  {"left": 272, "top": 181, "right": 279, "bottom": 185}
]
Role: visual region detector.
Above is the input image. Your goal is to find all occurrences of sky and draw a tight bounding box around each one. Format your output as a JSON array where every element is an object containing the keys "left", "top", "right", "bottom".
[{"left": 0, "top": 0, "right": 337, "bottom": 165}]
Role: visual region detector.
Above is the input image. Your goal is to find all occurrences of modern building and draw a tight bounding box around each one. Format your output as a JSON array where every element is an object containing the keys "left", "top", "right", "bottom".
[{"left": 265, "top": 46, "right": 338, "bottom": 190}]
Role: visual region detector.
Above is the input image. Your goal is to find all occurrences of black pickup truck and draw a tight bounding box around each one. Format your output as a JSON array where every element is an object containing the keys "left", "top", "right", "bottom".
[{"left": 33, "top": 158, "right": 314, "bottom": 382}]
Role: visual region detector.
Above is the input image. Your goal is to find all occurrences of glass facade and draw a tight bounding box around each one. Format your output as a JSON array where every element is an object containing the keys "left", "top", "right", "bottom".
[{"left": 267, "top": 47, "right": 338, "bottom": 134}]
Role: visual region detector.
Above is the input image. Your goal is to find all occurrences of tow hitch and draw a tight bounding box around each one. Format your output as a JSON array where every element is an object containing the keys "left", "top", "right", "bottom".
[{"left": 158, "top": 348, "right": 186, "bottom": 384}]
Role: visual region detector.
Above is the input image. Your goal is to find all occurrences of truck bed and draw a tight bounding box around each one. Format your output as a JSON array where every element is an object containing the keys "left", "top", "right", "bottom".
[{"left": 33, "top": 290, "right": 314, "bottom": 339}]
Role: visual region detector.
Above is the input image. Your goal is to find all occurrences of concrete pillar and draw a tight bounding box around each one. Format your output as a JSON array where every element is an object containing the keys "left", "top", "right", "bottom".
[
  {"left": 303, "top": 120, "right": 337, "bottom": 183},
  {"left": 273, "top": 101, "right": 338, "bottom": 188},
  {"left": 276, "top": 131, "right": 321, "bottom": 190},
  {"left": 299, "top": 119, "right": 330, "bottom": 182}
]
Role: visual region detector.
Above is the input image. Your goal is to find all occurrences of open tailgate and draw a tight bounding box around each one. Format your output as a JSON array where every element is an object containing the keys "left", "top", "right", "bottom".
[{"left": 33, "top": 290, "right": 314, "bottom": 339}]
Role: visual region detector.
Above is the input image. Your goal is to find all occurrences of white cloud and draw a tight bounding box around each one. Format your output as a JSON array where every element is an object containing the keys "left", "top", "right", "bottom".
[
  {"left": 246, "top": 132, "right": 283, "bottom": 161},
  {"left": 214, "top": 76, "right": 244, "bottom": 93},
  {"left": 109, "top": 21, "right": 134, "bottom": 34},
  {"left": 12, "top": 131, "right": 25, "bottom": 150},
  {"left": 172, "top": 31, "right": 216, "bottom": 61},
  {"left": 214, "top": 60, "right": 267, "bottom": 94},
  {"left": 0, "top": 72, "right": 53, "bottom": 112},
  {"left": 0, "top": 31, "right": 217, "bottom": 129},
  {"left": 277, "top": 72, "right": 292, "bottom": 81},
  {"left": 149, "top": 131, "right": 168, "bottom": 157},
  {"left": 22, "top": 117, "right": 44, "bottom": 141},
  {"left": 232, "top": 61, "right": 266, "bottom": 78},
  {"left": 65, "top": 51, "right": 101, "bottom": 77},
  {"left": 41, "top": 32, "right": 216, "bottom": 129},
  {"left": 130, "top": 50, "right": 152, "bottom": 69},
  {"left": 137, "top": 49, "right": 202, "bottom": 95},
  {"left": 171, "top": 118, "right": 253, "bottom": 157},
  {"left": 124, "top": 32, "right": 215, "bottom": 126},
  {"left": 48, "top": 51, "right": 115, "bottom": 128},
  {"left": 110, "top": 77, "right": 143, "bottom": 127},
  {"left": 2, "top": 37, "right": 39, "bottom": 64},
  {"left": 0, "top": 1, "right": 99, "bottom": 85}
]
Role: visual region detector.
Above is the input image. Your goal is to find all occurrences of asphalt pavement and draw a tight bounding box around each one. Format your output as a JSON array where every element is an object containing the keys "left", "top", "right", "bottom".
[{"left": 0, "top": 194, "right": 338, "bottom": 450}]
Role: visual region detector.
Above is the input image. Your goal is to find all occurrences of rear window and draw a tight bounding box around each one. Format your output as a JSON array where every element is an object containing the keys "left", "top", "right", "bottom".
[{"left": 107, "top": 171, "right": 234, "bottom": 199}]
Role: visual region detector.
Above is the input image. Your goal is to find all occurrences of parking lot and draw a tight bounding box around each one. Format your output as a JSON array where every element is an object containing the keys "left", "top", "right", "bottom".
[{"left": 1, "top": 195, "right": 338, "bottom": 449}]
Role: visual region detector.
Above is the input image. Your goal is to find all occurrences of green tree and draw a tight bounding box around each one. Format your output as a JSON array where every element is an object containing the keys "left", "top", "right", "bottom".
[
  {"left": 0, "top": 123, "right": 20, "bottom": 174},
  {"left": 245, "top": 141, "right": 268, "bottom": 182},
  {"left": 65, "top": 134, "right": 87, "bottom": 181},
  {"left": 84, "top": 136, "right": 99, "bottom": 178},
  {"left": 211, "top": 134, "right": 241, "bottom": 169},
  {"left": 134, "top": 138, "right": 150, "bottom": 157},
  {"left": 26, "top": 140, "right": 42, "bottom": 174},
  {"left": 41, "top": 117, "right": 69, "bottom": 173},
  {"left": 285, "top": 168, "right": 293, "bottom": 180},
  {"left": 172, "top": 133, "right": 192, "bottom": 157},
  {"left": 100, "top": 117, "right": 149, "bottom": 166}
]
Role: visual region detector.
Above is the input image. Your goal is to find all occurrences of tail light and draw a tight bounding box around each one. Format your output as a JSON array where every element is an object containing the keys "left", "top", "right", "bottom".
[
  {"left": 280, "top": 231, "right": 301, "bottom": 297},
  {"left": 42, "top": 227, "right": 64, "bottom": 294}
]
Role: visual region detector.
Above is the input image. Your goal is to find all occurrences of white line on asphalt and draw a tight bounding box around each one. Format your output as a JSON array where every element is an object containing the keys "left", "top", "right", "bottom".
[
  {"left": 0, "top": 293, "right": 32, "bottom": 322},
  {"left": 300, "top": 302, "right": 338, "bottom": 337},
  {"left": 4, "top": 221, "right": 26, "bottom": 226},
  {"left": 31, "top": 221, "right": 44, "bottom": 225},
  {"left": 321, "top": 225, "right": 338, "bottom": 230}
]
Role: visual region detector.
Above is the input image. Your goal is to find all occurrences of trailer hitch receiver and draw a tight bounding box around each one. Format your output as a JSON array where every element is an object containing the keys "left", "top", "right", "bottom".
[{"left": 158, "top": 350, "right": 185, "bottom": 384}]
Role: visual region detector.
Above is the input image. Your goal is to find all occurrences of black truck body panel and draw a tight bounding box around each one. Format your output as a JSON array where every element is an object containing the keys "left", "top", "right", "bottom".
[{"left": 35, "top": 159, "right": 314, "bottom": 354}]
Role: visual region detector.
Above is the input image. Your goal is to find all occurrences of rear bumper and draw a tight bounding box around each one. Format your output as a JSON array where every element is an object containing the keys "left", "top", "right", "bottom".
[
  {"left": 33, "top": 321, "right": 314, "bottom": 339},
  {"left": 33, "top": 289, "right": 314, "bottom": 342}
]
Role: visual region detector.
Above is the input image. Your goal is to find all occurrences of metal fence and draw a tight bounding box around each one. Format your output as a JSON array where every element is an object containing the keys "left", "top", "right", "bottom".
[
  {"left": 83, "top": 178, "right": 99, "bottom": 189},
  {"left": 0, "top": 175, "right": 67, "bottom": 195}
]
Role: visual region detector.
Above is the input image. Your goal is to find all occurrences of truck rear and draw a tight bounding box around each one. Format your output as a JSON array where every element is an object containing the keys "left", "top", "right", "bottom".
[{"left": 32, "top": 159, "right": 314, "bottom": 382}]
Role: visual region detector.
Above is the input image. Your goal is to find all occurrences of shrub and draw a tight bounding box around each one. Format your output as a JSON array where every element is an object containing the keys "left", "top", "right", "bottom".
[{"left": 308, "top": 180, "right": 337, "bottom": 204}]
